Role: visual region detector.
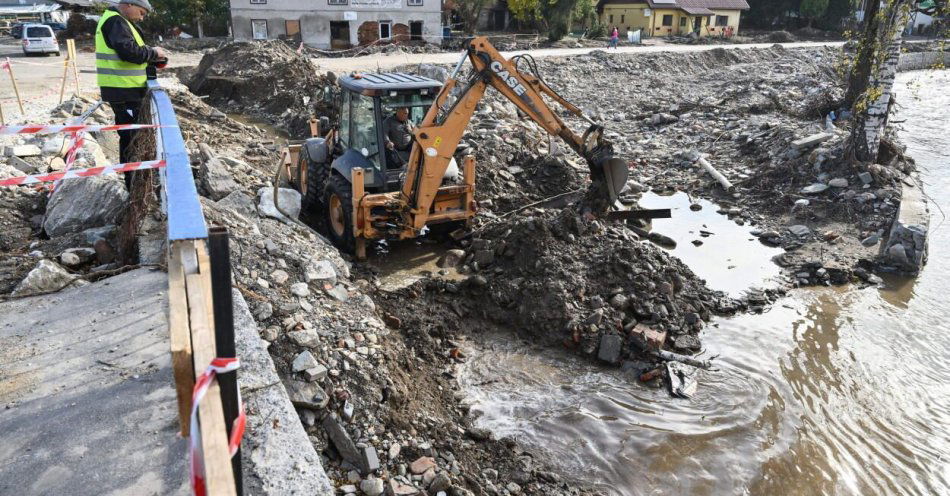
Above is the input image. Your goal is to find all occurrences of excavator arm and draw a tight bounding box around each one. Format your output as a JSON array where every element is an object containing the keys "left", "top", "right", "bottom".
[{"left": 399, "top": 36, "right": 629, "bottom": 232}]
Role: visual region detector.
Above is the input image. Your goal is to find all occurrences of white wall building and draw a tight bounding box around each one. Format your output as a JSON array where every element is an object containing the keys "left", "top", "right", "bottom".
[{"left": 229, "top": 0, "right": 442, "bottom": 49}]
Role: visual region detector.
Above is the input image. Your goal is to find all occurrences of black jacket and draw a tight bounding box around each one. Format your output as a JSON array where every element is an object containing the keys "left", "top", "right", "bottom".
[{"left": 99, "top": 8, "right": 158, "bottom": 103}]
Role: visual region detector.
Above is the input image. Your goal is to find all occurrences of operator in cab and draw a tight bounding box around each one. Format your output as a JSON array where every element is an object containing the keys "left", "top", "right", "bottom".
[
  {"left": 95, "top": 0, "right": 167, "bottom": 189},
  {"left": 383, "top": 107, "right": 413, "bottom": 166}
]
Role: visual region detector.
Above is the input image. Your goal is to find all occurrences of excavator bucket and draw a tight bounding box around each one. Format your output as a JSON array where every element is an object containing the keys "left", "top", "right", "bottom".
[{"left": 597, "top": 156, "right": 629, "bottom": 203}]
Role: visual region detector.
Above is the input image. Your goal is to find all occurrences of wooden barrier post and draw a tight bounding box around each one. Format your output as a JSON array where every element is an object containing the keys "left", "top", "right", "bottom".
[
  {"left": 69, "top": 40, "right": 80, "bottom": 95},
  {"left": 5, "top": 58, "right": 24, "bottom": 115},
  {"left": 208, "top": 227, "right": 243, "bottom": 495},
  {"left": 58, "top": 47, "right": 71, "bottom": 104},
  {"left": 0, "top": 102, "right": 5, "bottom": 126},
  {"left": 168, "top": 240, "right": 195, "bottom": 436}
]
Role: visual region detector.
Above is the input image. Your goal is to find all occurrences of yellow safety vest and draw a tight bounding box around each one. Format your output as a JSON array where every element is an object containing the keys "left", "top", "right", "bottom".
[{"left": 95, "top": 10, "right": 147, "bottom": 89}]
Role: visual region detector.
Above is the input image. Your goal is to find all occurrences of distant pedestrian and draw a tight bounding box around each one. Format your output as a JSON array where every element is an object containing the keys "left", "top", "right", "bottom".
[{"left": 609, "top": 27, "right": 619, "bottom": 49}]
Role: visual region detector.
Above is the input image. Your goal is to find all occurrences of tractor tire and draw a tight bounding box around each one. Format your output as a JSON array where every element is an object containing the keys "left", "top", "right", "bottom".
[
  {"left": 324, "top": 173, "right": 356, "bottom": 254},
  {"left": 299, "top": 146, "right": 329, "bottom": 212}
]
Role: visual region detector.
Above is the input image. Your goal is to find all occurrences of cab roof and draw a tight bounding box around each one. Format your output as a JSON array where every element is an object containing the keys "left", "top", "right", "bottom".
[{"left": 340, "top": 72, "right": 442, "bottom": 96}]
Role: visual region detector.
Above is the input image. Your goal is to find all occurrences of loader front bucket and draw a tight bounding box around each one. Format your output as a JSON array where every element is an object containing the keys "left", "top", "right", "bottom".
[{"left": 598, "top": 156, "right": 629, "bottom": 203}]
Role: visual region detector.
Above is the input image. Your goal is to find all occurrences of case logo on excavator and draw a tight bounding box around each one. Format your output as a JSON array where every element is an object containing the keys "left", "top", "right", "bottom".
[{"left": 490, "top": 61, "right": 527, "bottom": 96}]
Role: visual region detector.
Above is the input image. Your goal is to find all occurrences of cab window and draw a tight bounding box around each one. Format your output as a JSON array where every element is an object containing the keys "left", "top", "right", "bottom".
[
  {"left": 349, "top": 92, "right": 379, "bottom": 165},
  {"left": 381, "top": 93, "right": 435, "bottom": 124},
  {"left": 337, "top": 91, "right": 350, "bottom": 146}
]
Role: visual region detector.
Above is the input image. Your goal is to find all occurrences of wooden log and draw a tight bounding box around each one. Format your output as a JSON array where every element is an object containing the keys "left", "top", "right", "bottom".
[
  {"left": 697, "top": 156, "right": 734, "bottom": 192},
  {"left": 5, "top": 58, "right": 24, "bottom": 115},
  {"left": 187, "top": 240, "right": 237, "bottom": 496}
]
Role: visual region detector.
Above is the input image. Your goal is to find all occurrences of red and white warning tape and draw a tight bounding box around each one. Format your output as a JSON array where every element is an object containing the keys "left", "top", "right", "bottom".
[
  {"left": 190, "top": 357, "right": 246, "bottom": 496},
  {"left": 0, "top": 159, "right": 166, "bottom": 186},
  {"left": 0, "top": 123, "right": 166, "bottom": 135}
]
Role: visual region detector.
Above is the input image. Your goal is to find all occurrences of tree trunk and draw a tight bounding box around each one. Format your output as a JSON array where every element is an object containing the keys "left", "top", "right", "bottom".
[
  {"left": 848, "top": 1, "right": 912, "bottom": 163},
  {"left": 844, "top": 0, "right": 881, "bottom": 107}
]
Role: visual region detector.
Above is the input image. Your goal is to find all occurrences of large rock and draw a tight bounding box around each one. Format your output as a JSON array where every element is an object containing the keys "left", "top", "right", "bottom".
[
  {"left": 13, "top": 260, "right": 78, "bottom": 296},
  {"left": 417, "top": 64, "right": 449, "bottom": 82},
  {"left": 201, "top": 157, "right": 241, "bottom": 200},
  {"left": 43, "top": 176, "right": 128, "bottom": 237},
  {"left": 217, "top": 190, "right": 257, "bottom": 219},
  {"left": 258, "top": 187, "right": 301, "bottom": 223}
]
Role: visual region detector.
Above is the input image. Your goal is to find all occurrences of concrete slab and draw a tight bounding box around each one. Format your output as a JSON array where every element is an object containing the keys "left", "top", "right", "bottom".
[
  {"left": 882, "top": 175, "right": 930, "bottom": 272},
  {"left": 232, "top": 288, "right": 334, "bottom": 495},
  {"left": 0, "top": 268, "right": 188, "bottom": 496}
]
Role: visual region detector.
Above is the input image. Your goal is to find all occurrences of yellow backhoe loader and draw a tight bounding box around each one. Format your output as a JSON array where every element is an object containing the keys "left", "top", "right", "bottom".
[{"left": 279, "top": 37, "right": 629, "bottom": 259}]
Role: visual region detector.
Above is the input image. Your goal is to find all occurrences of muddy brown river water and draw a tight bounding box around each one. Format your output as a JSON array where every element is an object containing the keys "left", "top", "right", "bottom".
[{"left": 457, "top": 71, "right": 950, "bottom": 495}]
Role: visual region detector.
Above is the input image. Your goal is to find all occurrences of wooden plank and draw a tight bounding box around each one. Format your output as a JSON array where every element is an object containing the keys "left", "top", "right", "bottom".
[
  {"left": 186, "top": 239, "right": 236, "bottom": 496},
  {"left": 167, "top": 240, "right": 195, "bottom": 436}
]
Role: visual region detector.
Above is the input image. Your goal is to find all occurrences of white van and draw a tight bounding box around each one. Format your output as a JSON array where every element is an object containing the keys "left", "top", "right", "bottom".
[{"left": 21, "top": 24, "right": 60, "bottom": 56}]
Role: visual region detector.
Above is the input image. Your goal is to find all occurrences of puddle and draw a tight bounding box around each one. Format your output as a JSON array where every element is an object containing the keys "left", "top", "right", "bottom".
[
  {"left": 638, "top": 191, "right": 785, "bottom": 297},
  {"left": 226, "top": 113, "right": 292, "bottom": 145},
  {"left": 371, "top": 239, "right": 465, "bottom": 292}
]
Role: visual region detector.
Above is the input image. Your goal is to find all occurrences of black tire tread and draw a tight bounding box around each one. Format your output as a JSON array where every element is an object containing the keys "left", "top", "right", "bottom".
[{"left": 324, "top": 173, "right": 355, "bottom": 254}]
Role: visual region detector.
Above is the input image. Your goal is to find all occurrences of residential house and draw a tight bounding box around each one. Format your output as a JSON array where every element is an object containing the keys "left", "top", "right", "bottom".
[
  {"left": 597, "top": 0, "right": 749, "bottom": 38},
  {"left": 229, "top": 0, "right": 442, "bottom": 49}
]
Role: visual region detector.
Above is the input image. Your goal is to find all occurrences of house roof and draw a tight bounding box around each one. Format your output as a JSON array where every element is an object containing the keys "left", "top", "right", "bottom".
[
  {"left": 597, "top": 0, "right": 750, "bottom": 11},
  {"left": 0, "top": 2, "right": 60, "bottom": 14}
]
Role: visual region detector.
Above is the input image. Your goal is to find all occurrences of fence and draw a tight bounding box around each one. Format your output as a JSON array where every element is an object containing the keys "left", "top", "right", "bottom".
[{"left": 149, "top": 79, "right": 244, "bottom": 495}]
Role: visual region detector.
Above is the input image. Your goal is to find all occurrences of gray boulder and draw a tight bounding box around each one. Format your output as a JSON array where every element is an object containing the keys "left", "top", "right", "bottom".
[
  {"left": 201, "top": 157, "right": 241, "bottom": 201},
  {"left": 13, "top": 260, "right": 78, "bottom": 296},
  {"left": 43, "top": 176, "right": 127, "bottom": 237},
  {"left": 258, "top": 187, "right": 301, "bottom": 223},
  {"left": 217, "top": 190, "right": 257, "bottom": 219},
  {"left": 417, "top": 64, "right": 449, "bottom": 82}
]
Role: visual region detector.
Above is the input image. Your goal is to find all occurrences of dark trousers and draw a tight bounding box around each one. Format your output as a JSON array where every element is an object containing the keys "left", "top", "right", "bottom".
[{"left": 111, "top": 101, "right": 141, "bottom": 190}]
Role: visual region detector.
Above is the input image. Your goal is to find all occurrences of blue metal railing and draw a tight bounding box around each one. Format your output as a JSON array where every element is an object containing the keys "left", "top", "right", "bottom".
[{"left": 148, "top": 80, "right": 208, "bottom": 241}]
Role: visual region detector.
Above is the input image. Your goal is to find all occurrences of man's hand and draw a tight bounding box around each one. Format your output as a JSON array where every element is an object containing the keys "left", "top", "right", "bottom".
[
  {"left": 386, "top": 141, "right": 394, "bottom": 150},
  {"left": 153, "top": 47, "right": 167, "bottom": 60}
]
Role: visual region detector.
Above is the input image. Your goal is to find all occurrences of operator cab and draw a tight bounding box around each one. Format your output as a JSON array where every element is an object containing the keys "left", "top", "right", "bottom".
[{"left": 336, "top": 72, "right": 442, "bottom": 192}]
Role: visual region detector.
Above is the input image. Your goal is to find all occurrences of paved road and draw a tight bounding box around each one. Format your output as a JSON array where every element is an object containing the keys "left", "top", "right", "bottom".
[
  {"left": 0, "top": 38, "right": 201, "bottom": 102},
  {"left": 311, "top": 40, "right": 848, "bottom": 72},
  {"left": 0, "top": 268, "right": 189, "bottom": 496}
]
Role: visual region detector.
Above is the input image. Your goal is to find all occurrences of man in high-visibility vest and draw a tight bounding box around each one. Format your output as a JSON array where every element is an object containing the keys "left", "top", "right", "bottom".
[{"left": 95, "top": 0, "right": 166, "bottom": 189}]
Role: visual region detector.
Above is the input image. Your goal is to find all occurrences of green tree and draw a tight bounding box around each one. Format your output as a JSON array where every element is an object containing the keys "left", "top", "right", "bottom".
[
  {"left": 800, "top": 0, "right": 829, "bottom": 27},
  {"left": 541, "top": 0, "right": 579, "bottom": 41},
  {"left": 140, "top": 0, "right": 230, "bottom": 37},
  {"left": 508, "top": 0, "right": 541, "bottom": 22}
]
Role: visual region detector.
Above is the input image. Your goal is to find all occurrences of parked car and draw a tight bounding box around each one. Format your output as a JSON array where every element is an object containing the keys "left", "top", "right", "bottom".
[
  {"left": 10, "top": 23, "right": 24, "bottom": 39},
  {"left": 21, "top": 24, "right": 60, "bottom": 56}
]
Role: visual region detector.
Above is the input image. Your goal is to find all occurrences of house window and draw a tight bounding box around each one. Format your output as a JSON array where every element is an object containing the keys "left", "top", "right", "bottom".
[
  {"left": 609, "top": 14, "right": 613, "bottom": 23},
  {"left": 620, "top": 15, "right": 624, "bottom": 23},
  {"left": 662, "top": 14, "right": 673, "bottom": 26},
  {"left": 251, "top": 19, "right": 267, "bottom": 39},
  {"left": 716, "top": 15, "right": 729, "bottom": 26},
  {"left": 679, "top": 17, "right": 686, "bottom": 27},
  {"left": 250, "top": 0, "right": 265, "bottom": 4},
  {"left": 408, "top": 0, "right": 423, "bottom": 5},
  {"left": 328, "top": 0, "right": 347, "bottom": 5},
  {"left": 379, "top": 21, "right": 392, "bottom": 39}
]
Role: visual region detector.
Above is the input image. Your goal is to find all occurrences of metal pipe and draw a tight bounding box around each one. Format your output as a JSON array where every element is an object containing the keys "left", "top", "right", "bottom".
[{"left": 449, "top": 49, "right": 468, "bottom": 80}]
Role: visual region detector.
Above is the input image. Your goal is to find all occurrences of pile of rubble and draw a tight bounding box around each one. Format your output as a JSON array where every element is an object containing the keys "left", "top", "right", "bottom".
[
  {"left": 0, "top": 96, "right": 133, "bottom": 296},
  {"left": 187, "top": 41, "right": 337, "bottom": 137}
]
